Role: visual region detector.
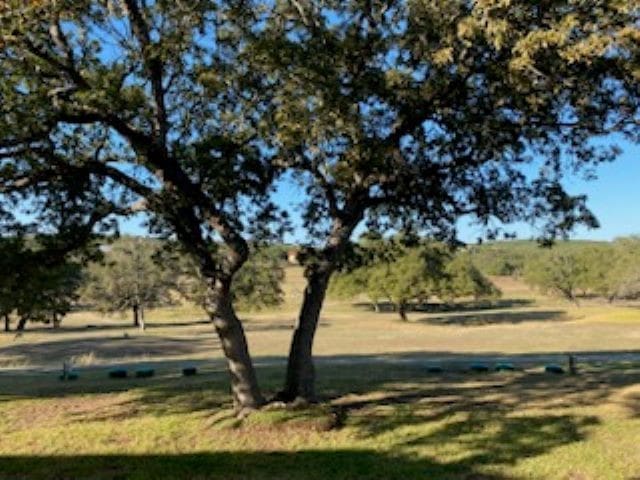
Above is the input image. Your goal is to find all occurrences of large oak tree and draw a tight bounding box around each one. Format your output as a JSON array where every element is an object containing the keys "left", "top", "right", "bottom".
[
  {"left": 1, "top": 0, "right": 284, "bottom": 413},
  {"left": 244, "top": 0, "right": 639, "bottom": 401}
]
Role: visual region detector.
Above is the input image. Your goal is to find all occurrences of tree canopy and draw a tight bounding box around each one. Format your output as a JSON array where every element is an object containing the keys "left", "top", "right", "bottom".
[
  {"left": 82, "top": 237, "right": 175, "bottom": 329},
  {"left": 247, "top": 0, "right": 639, "bottom": 401},
  {"left": 331, "top": 236, "right": 499, "bottom": 320}
]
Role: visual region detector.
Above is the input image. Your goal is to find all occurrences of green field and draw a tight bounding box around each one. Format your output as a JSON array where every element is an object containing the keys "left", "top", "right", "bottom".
[{"left": 1, "top": 268, "right": 640, "bottom": 479}]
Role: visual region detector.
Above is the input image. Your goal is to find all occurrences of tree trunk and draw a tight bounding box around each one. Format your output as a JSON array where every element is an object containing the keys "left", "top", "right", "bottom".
[
  {"left": 132, "top": 304, "right": 140, "bottom": 328},
  {"left": 139, "top": 305, "right": 146, "bottom": 331},
  {"left": 209, "top": 279, "right": 265, "bottom": 413},
  {"left": 398, "top": 302, "right": 408, "bottom": 321},
  {"left": 3, "top": 314, "right": 9, "bottom": 332},
  {"left": 278, "top": 211, "right": 362, "bottom": 403},
  {"left": 16, "top": 316, "right": 27, "bottom": 331},
  {"left": 52, "top": 313, "right": 60, "bottom": 329},
  {"left": 278, "top": 270, "right": 331, "bottom": 403},
  {"left": 373, "top": 302, "right": 380, "bottom": 313}
]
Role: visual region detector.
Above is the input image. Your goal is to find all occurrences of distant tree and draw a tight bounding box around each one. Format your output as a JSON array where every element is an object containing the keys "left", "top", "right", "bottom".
[
  {"left": 0, "top": 237, "right": 24, "bottom": 332},
  {"left": 468, "top": 244, "right": 530, "bottom": 277},
  {"left": 0, "top": 235, "right": 90, "bottom": 332},
  {"left": 574, "top": 244, "right": 616, "bottom": 299},
  {"left": 380, "top": 247, "right": 447, "bottom": 321},
  {"left": 524, "top": 250, "right": 586, "bottom": 303},
  {"left": 332, "top": 238, "right": 500, "bottom": 319},
  {"left": 441, "top": 253, "right": 501, "bottom": 302},
  {"left": 14, "top": 260, "right": 83, "bottom": 330},
  {"left": 82, "top": 238, "right": 175, "bottom": 330},
  {"left": 605, "top": 238, "right": 640, "bottom": 302}
]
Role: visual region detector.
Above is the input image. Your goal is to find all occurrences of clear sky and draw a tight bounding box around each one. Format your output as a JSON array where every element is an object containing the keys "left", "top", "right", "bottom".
[{"left": 119, "top": 139, "right": 639, "bottom": 244}]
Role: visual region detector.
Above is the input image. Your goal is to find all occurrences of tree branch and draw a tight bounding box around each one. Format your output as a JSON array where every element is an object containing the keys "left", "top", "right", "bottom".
[{"left": 122, "top": 0, "right": 168, "bottom": 145}]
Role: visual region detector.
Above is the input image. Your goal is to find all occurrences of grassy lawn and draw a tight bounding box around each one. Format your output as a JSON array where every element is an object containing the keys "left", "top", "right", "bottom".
[
  {"left": 1, "top": 270, "right": 640, "bottom": 479},
  {"left": 1, "top": 362, "right": 639, "bottom": 479}
]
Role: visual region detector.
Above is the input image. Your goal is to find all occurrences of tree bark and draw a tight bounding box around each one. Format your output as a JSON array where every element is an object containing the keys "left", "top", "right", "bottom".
[
  {"left": 16, "top": 316, "right": 27, "bottom": 331},
  {"left": 139, "top": 305, "right": 146, "bottom": 331},
  {"left": 278, "top": 211, "right": 362, "bottom": 403},
  {"left": 398, "top": 302, "right": 408, "bottom": 322},
  {"left": 209, "top": 278, "right": 265, "bottom": 413},
  {"left": 132, "top": 304, "right": 140, "bottom": 328},
  {"left": 3, "top": 314, "right": 9, "bottom": 332},
  {"left": 278, "top": 269, "right": 331, "bottom": 403},
  {"left": 52, "top": 313, "right": 60, "bottom": 329}
]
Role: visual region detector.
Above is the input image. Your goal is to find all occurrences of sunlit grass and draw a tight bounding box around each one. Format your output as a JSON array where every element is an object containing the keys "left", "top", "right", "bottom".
[
  {"left": 1, "top": 271, "right": 640, "bottom": 478},
  {"left": 0, "top": 362, "right": 639, "bottom": 479}
]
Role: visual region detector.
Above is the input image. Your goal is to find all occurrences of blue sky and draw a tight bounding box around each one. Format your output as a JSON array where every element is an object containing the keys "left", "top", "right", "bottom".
[
  {"left": 119, "top": 138, "right": 639, "bottom": 244},
  {"left": 551, "top": 141, "right": 640, "bottom": 241}
]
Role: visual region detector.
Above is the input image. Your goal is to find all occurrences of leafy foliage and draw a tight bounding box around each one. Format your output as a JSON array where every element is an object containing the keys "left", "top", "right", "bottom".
[
  {"left": 0, "top": 236, "right": 85, "bottom": 330},
  {"left": 523, "top": 249, "right": 586, "bottom": 302},
  {"left": 331, "top": 236, "right": 500, "bottom": 320},
  {"left": 82, "top": 237, "right": 175, "bottom": 327},
  {"left": 441, "top": 253, "right": 501, "bottom": 302},
  {"left": 178, "top": 246, "right": 285, "bottom": 312}
]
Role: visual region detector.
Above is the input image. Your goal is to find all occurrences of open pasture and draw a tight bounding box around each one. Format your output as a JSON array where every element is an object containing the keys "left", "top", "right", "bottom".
[{"left": 1, "top": 270, "right": 640, "bottom": 479}]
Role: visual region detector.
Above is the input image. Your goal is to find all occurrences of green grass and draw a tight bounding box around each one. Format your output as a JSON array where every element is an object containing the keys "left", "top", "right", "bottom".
[
  {"left": 1, "top": 271, "right": 640, "bottom": 479},
  {"left": 0, "top": 362, "right": 639, "bottom": 479}
]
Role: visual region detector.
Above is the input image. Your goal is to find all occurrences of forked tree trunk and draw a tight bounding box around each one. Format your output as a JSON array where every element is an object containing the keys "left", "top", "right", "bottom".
[
  {"left": 279, "top": 213, "right": 361, "bottom": 403},
  {"left": 278, "top": 269, "right": 331, "bottom": 403},
  {"left": 209, "top": 278, "right": 265, "bottom": 413}
]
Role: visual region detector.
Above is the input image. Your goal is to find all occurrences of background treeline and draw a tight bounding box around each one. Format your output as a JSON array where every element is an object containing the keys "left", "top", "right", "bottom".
[
  {"left": 469, "top": 238, "right": 640, "bottom": 303},
  {"left": 1, "top": 236, "right": 287, "bottom": 332},
  {"left": 3, "top": 235, "right": 640, "bottom": 331}
]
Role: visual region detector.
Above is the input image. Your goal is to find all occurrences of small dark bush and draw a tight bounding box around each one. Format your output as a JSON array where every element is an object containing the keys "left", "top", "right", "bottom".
[
  {"left": 182, "top": 367, "right": 198, "bottom": 376},
  {"left": 469, "top": 363, "right": 490, "bottom": 373},
  {"left": 108, "top": 369, "right": 128, "bottom": 379},
  {"left": 135, "top": 368, "right": 155, "bottom": 378}
]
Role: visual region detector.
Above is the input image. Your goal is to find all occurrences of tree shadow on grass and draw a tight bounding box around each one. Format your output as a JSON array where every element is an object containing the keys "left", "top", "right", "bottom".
[
  {"left": 415, "top": 309, "right": 567, "bottom": 326},
  {"left": 0, "top": 391, "right": 601, "bottom": 479},
  {"left": 17, "top": 318, "right": 213, "bottom": 334},
  {"left": 0, "top": 450, "right": 524, "bottom": 480},
  {"left": 0, "top": 335, "right": 219, "bottom": 367},
  {"left": 352, "top": 298, "right": 534, "bottom": 314},
  {"left": 1, "top": 359, "right": 637, "bottom": 479}
]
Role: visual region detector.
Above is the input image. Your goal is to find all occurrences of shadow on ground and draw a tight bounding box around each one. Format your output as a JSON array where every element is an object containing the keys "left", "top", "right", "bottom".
[
  {"left": 0, "top": 449, "right": 532, "bottom": 480},
  {"left": 0, "top": 352, "right": 638, "bottom": 479},
  {"left": 0, "top": 320, "right": 295, "bottom": 367},
  {"left": 353, "top": 298, "right": 534, "bottom": 314},
  {"left": 16, "top": 318, "right": 212, "bottom": 334},
  {"left": 0, "top": 335, "right": 219, "bottom": 367},
  {"left": 415, "top": 309, "right": 567, "bottom": 326}
]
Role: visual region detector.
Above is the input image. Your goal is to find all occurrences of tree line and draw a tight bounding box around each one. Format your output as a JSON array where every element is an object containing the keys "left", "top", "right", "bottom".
[
  {"left": 1, "top": 236, "right": 285, "bottom": 332},
  {"left": 470, "top": 238, "right": 640, "bottom": 304},
  {"left": 1, "top": 1, "right": 637, "bottom": 412}
]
